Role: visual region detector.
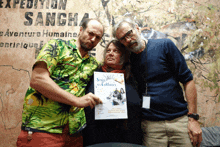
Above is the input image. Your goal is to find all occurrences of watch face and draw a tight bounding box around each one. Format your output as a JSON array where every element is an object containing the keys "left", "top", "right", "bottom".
[
  {"left": 195, "top": 114, "right": 199, "bottom": 120},
  {"left": 188, "top": 113, "right": 199, "bottom": 120}
]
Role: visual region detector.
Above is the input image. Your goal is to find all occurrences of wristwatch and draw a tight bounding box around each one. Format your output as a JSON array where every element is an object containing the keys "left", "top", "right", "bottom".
[{"left": 187, "top": 113, "right": 199, "bottom": 120}]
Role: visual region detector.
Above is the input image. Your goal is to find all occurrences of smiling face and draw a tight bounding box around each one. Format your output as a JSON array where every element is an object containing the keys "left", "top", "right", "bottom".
[
  {"left": 104, "top": 43, "right": 122, "bottom": 70},
  {"left": 78, "top": 20, "right": 103, "bottom": 52},
  {"left": 116, "top": 22, "right": 143, "bottom": 53}
]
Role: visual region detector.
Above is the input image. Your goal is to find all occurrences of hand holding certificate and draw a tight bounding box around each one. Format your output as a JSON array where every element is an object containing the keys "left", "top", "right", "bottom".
[{"left": 94, "top": 72, "right": 128, "bottom": 120}]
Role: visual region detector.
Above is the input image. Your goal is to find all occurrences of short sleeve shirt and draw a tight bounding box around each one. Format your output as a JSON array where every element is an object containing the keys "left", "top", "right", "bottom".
[{"left": 22, "top": 39, "right": 98, "bottom": 134}]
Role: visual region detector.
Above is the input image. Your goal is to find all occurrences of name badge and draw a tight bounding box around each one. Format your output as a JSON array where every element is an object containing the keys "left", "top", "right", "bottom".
[{"left": 142, "top": 95, "right": 150, "bottom": 109}]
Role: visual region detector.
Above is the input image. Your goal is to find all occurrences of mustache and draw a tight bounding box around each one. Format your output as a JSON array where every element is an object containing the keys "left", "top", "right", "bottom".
[
  {"left": 81, "top": 43, "right": 93, "bottom": 51},
  {"left": 128, "top": 41, "right": 137, "bottom": 47}
]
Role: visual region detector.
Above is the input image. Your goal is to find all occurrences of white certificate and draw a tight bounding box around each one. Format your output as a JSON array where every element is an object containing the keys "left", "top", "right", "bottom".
[{"left": 94, "top": 72, "right": 128, "bottom": 120}]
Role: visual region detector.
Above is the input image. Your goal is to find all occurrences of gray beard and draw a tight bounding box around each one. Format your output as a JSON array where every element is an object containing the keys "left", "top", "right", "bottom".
[
  {"left": 129, "top": 44, "right": 142, "bottom": 53},
  {"left": 127, "top": 37, "right": 143, "bottom": 53}
]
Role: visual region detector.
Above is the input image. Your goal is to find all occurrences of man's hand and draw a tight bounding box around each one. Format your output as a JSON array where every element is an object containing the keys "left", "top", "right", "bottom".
[
  {"left": 30, "top": 61, "right": 102, "bottom": 108},
  {"left": 188, "top": 118, "right": 202, "bottom": 147},
  {"left": 76, "top": 92, "right": 103, "bottom": 109}
]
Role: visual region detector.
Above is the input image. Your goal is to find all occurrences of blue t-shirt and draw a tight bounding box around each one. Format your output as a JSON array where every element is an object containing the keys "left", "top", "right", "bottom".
[{"left": 130, "top": 39, "right": 193, "bottom": 121}]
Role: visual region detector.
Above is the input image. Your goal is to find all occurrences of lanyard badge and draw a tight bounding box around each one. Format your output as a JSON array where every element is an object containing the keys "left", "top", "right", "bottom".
[{"left": 142, "top": 83, "right": 150, "bottom": 109}]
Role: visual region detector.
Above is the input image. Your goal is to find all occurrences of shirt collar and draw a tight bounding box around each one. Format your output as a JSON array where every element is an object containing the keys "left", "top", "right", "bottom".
[
  {"left": 67, "top": 39, "right": 90, "bottom": 59},
  {"left": 67, "top": 39, "right": 77, "bottom": 50}
]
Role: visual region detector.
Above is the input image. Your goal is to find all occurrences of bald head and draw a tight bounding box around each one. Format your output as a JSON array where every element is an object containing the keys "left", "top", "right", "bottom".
[
  {"left": 81, "top": 18, "right": 104, "bottom": 36},
  {"left": 77, "top": 18, "right": 104, "bottom": 56}
]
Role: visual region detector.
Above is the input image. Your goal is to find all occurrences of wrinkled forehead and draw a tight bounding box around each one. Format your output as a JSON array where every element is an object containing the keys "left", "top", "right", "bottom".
[{"left": 116, "top": 22, "right": 133, "bottom": 39}]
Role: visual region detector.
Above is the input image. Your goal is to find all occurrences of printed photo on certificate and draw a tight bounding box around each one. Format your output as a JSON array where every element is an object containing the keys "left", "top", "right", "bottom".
[{"left": 94, "top": 72, "right": 128, "bottom": 120}]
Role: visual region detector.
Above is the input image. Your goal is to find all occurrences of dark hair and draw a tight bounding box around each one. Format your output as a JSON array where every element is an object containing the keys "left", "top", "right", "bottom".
[
  {"left": 103, "top": 39, "right": 131, "bottom": 80},
  {"left": 81, "top": 18, "right": 105, "bottom": 35}
]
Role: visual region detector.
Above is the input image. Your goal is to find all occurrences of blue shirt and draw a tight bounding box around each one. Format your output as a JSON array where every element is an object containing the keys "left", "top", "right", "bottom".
[{"left": 130, "top": 39, "right": 193, "bottom": 121}]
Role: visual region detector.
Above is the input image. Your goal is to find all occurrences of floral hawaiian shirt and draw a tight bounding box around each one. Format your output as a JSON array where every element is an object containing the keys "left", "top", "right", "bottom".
[{"left": 21, "top": 39, "right": 98, "bottom": 134}]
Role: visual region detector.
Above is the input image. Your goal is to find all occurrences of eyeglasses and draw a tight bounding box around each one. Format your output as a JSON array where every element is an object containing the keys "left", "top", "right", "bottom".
[{"left": 119, "top": 30, "right": 133, "bottom": 42}]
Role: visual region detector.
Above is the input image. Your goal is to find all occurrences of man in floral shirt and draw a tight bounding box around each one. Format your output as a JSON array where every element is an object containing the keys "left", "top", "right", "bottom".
[{"left": 17, "top": 18, "right": 104, "bottom": 147}]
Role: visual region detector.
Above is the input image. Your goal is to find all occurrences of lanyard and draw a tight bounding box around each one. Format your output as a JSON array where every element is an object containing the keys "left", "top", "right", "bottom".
[
  {"left": 145, "top": 40, "right": 148, "bottom": 95},
  {"left": 143, "top": 39, "right": 148, "bottom": 95}
]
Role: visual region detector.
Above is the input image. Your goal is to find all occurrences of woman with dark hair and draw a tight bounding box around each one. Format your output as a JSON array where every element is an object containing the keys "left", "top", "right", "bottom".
[{"left": 82, "top": 39, "right": 142, "bottom": 146}]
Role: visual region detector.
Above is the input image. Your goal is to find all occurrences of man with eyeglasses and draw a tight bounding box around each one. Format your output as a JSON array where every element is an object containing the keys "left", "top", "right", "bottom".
[{"left": 113, "top": 18, "right": 202, "bottom": 147}]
